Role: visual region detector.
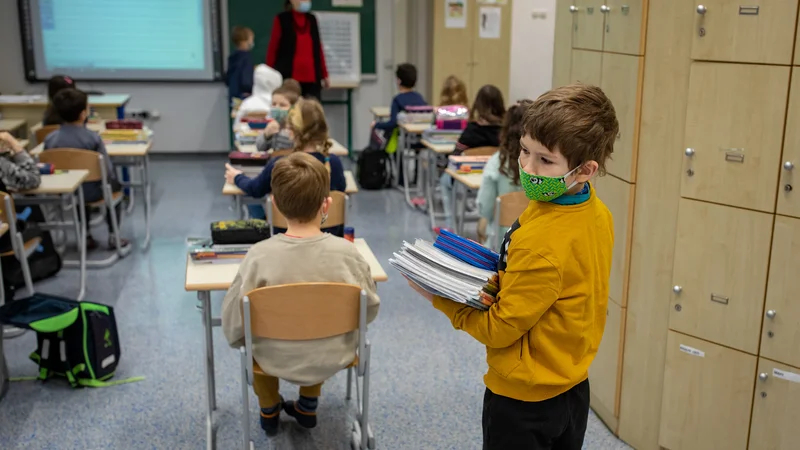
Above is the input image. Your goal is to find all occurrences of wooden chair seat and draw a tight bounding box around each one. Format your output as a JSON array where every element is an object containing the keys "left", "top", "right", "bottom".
[
  {"left": 251, "top": 355, "right": 359, "bottom": 376},
  {"left": 87, "top": 191, "right": 123, "bottom": 208},
  {"left": 0, "top": 237, "right": 42, "bottom": 258}
]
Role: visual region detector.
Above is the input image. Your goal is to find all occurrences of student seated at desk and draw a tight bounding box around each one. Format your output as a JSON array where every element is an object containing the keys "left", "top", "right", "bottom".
[
  {"left": 222, "top": 152, "right": 380, "bottom": 437},
  {"left": 234, "top": 64, "right": 284, "bottom": 131},
  {"left": 0, "top": 132, "right": 41, "bottom": 192},
  {"left": 42, "top": 75, "right": 77, "bottom": 126},
  {"left": 226, "top": 98, "right": 345, "bottom": 233},
  {"left": 226, "top": 26, "right": 255, "bottom": 102},
  {"left": 255, "top": 82, "right": 301, "bottom": 153},
  {"left": 44, "top": 88, "right": 129, "bottom": 250},
  {"left": 372, "top": 63, "right": 427, "bottom": 133},
  {"left": 439, "top": 75, "right": 469, "bottom": 107}
]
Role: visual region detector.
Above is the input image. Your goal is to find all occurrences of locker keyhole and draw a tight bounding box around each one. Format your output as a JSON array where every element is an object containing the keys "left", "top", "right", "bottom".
[
  {"left": 698, "top": 27, "right": 706, "bottom": 37},
  {"left": 761, "top": 392, "right": 767, "bottom": 398}
]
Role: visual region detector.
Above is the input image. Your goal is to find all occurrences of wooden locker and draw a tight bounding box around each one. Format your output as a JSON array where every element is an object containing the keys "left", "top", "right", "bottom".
[
  {"left": 471, "top": 0, "right": 512, "bottom": 97},
  {"left": 670, "top": 199, "right": 773, "bottom": 354},
  {"left": 749, "top": 358, "right": 800, "bottom": 450},
  {"left": 572, "top": 0, "right": 606, "bottom": 51},
  {"left": 593, "top": 174, "right": 634, "bottom": 306},
  {"left": 589, "top": 298, "right": 625, "bottom": 431},
  {"left": 432, "top": 0, "right": 475, "bottom": 100},
  {"left": 570, "top": 49, "right": 602, "bottom": 85},
  {"left": 659, "top": 331, "right": 756, "bottom": 450},
  {"left": 602, "top": 0, "right": 646, "bottom": 55},
  {"left": 760, "top": 216, "right": 800, "bottom": 369},
  {"left": 777, "top": 71, "right": 800, "bottom": 218},
  {"left": 600, "top": 53, "right": 642, "bottom": 182},
  {"left": 682, "top": 62, "right": 789, "bottom": 212},
  {"left": 552, "top": 0, "right": 575, "bottom": 88},
  {"left": 690, "top": 0, "right": 797, "bottom": 65}
]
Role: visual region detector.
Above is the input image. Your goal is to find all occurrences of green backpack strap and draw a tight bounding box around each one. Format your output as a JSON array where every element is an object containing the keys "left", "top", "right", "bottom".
[
  {"left": 77, "top": 376, "right": 145, "bottom": 388},
  {"left": 385, "top": 128, "right": 400, "bottom": 154}
]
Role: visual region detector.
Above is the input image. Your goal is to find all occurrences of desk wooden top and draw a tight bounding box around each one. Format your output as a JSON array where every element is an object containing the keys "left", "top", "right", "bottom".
[
  {"left": 421, "top": 139, "right": 456, "bottom": 154},
  {"left": 0, "top": 94, "right": 130, "bottom": 107},
  {"left": 224, "top": 170, "right": 358, "bottom": 196},
  {"left": 0, "top": 223, "right": 8, "bottom": 237},
  {"left": 445, "top": 168, "right": 483, "bottom": 190},
  {"left": 235, "top": 138, "right": 348, "bottom": 157},
  {"left": 31, "top": 140, "right": 152, "bottom": 157},
  {"left": 185, "top": 237, "right": 387, "bottom": 291},
  {"left": 19, "top": 170, "right": 89, "bottom": 195},
  {"left": 0, "top": 119, "right": 26, "bottom": 133},
  {"left": 400, "top": 123, "right": 433, "bottom": 134},
  {"left": 370, "top": 106, "right": 390, "bottom": 118}
]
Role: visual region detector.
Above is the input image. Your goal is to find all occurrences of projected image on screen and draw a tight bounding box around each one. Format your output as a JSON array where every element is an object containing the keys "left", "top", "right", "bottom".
[{"left": 20, "top": 0, "right": 221, "bottom": 81}]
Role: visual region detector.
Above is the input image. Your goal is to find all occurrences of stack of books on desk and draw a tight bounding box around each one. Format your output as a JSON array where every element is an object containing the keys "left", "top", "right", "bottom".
[
  {"left": 448, "top": 155, "right": 491, "bottom": 173},
  {"left": 389, "top": 230, "right": 500, "bottom": 310},
  {"left": 236, "top": 130, "right": 259, "bottom": 146},
  {"left": 100, "top": 128, "right": 150, "bottom": 144},
  {"left": 422, "top": 129, "right": 462, "bottom": 145}
]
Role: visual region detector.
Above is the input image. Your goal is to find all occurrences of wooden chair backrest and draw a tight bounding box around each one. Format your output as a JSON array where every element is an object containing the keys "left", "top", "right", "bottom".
[
  {"left": 245, "top": 283, "right": 362, "bottom": 340},
  {"left": 498, "top": 191, "right": 529, "bottom": 227},
  {"left": 271, "top": 190, "right": 347, "bottom": 229},
  {"left": 35, "top": 125, "right": 60, "bottom": 145},
  {"left": 0, "top": 191, "right": 16, "bottom": 223},
  {"left": 38, "top": 148, "right": 104, "bottom": 182},
  {"left": 463, "top": 146, "right": 498, "bottom": 157}
]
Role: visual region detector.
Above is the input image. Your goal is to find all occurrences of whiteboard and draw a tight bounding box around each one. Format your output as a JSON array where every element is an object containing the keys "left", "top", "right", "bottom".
[{"left": 315, "top": 11, "right": 361, "bottom": 86}]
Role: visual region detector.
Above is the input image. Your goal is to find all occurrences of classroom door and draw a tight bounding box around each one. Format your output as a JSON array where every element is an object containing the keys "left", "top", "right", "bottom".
[
  {"left": 599, "top": 52, "right": 642, "bottom": 183},
  {"left": 670, "top": 198, "right": 773, "bottom": 355},
  {"left": 602, "top": 0, "right": 645, "bottom": 55},
  {"left": 593, "top": 174, "right": 634, "bottom": 307},
  {"left": 749, "top": 358, "right": 800, "bottom": 450},
  {"left": 690, "top": 0, "right": 797, "bottom": 65},
  {"left": 471, "top": 0, "right": 512, "bottom": 97},
  {"left": 552, "top": 0, "right": 575, "bottom": 88},
  {"left": 777, "top": 71, "right": 800, "bottom": 219},
  {"left": 681, "top": 62, "right": 789, "bottom": 212},
  {"left": 572, "top": 0, "right": 605, "bottom": 51}
]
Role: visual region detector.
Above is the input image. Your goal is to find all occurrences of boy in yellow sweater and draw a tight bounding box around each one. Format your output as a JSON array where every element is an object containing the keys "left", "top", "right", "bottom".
[{"left": 409, "top": 84, "right": 617, "bottom": 449}]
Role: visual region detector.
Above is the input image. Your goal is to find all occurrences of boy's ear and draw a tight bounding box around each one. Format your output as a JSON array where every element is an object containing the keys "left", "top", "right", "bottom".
[
  {"left": 270, "top": 194, "right": 277, "bottom": 210},
  {"left": 576, "top": 160, "right": 599, "bottom": 182},
  {"left": 322, "top": 196, "right": 333, "bottom": 213}
]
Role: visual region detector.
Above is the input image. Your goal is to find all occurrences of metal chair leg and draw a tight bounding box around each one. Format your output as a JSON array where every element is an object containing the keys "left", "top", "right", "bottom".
[
  {"left": 346, "top": 366, "right": 353, "bottom": 400},
  {"left": 240, "top": 347, "right": 251, "bottom": 450}
]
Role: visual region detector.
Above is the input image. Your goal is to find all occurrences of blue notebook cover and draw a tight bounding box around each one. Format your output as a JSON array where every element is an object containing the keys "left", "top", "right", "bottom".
[{"left": 434, "top": 230, "right": 499, "bottom": 271}]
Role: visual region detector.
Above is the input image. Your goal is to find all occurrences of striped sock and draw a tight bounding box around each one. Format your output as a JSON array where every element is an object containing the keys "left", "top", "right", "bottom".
[
  {"left": 260, "top": 401, "right": 281, "bottom": 417},
  {"left": 296, "top": 396, "right": 318, "bottom": 413}
]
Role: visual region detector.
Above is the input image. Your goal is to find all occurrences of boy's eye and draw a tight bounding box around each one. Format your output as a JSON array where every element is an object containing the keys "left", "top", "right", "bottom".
[
  {"left": 540, "top": 157, "right": 552, "bottom": 164},
  {"left": 521, "top": 148, "right": 529, "bottom": 154}
]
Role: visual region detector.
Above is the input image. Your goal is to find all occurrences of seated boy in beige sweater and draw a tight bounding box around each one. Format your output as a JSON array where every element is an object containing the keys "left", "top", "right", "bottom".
[{"left": 221, "top": 152, "right": 380, "bottom": 437}]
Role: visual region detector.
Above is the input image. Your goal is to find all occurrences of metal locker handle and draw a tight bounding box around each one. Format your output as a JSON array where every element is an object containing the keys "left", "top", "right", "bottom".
[
  {"left": 673, "top": 285, "right": 683, "bottom": 294},
  {"left": 710, "top": 293, "right": 729, "bottom": 305},
  {"left": 739, "top": 6, "right": 759, "bottom": 15},
  {"left": 600, "top": 5, "right": 611, "bottom": 13},
  {"left": 766, "top": 310, "right": 777, "bottom": 319},
  {"left": 696, "top": 4, "right": 707, "bottom": 14},
  {"left": 759, "top": 372, "right": 768, "bottom": 381},
  {"left": 570, "top": 5, "right": 579, "bottom": 13},
  {"left": 722, "top": 148, "right": 745, "bottom": 163},
  {"left": 785, "top": 161, "right": 795, "bottom": 171},
  {"left": 685, "top": 148, "right": 695, "bottom": 157}
]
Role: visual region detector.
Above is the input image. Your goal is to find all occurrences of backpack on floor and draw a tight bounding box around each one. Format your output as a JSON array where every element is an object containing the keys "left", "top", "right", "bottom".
[
  {"left": 357, "top": 147, "right": 392, "bottom": 190},
  {"left": 0, "top": 294, "right": 141, "bottom": 388}
]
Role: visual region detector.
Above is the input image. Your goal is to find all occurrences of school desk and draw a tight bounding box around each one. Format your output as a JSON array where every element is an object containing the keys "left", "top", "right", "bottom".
[
  {"left": 234, "top": 137, "right": 349, "bottom": 157},
  {"left": 370, "top": 106, "right": 390, "bottom": 121},
  {"left": 446, "top": 168, "right": 483, "bottom": 235},
  {"left": 421, "top": 139, "right": 458, "bottom": 230},
  {"left": 0, "top": 119, "right": 27, "bottom": 139},
  {"left": 0, "top": 94, "right": 130, "bottom": 127},
  {"left": 396, "top": 123, "right": 434, "bottom": 210},
  {"left": 14, "top": 170, "right": 89, "bottom": 301},
  {"left": 184, "top": 237, "right": 386, "bottom": 450}
]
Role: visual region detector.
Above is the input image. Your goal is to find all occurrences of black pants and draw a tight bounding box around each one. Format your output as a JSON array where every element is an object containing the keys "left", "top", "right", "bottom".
[
  {"left": 300, "top": 81, "right": 322, "bottom": 101},
  {"left": 82, "top": 180, "right": 123, "bottom": 234},
  {"left": 482, "top": 379, "right": 590, "bottom": 450}
]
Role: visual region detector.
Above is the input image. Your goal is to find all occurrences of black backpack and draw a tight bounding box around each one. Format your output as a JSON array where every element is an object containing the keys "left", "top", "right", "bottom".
[{"left": 357, "top": 147, "right": 392, "bottom": 190}]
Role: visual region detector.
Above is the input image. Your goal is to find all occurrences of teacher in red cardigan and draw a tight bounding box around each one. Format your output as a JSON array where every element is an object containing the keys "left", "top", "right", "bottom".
[{"left": 266, "top": 0, "right": 330, "bottom": 101}]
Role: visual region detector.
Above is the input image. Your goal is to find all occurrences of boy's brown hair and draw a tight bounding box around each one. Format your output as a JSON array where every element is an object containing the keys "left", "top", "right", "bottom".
[
  {"left": 271, "top": 152, "right": 330, "bottom": 223},
  {"left": 272, "top": 86, "right": 300, "bottom": 106},
  {"left": 471, "top": 85, "right": 506, "bottom": 125},
  {"left": 281, "top": 79, "right": 302, "bottom": 97},
  {"left": 524, "top": 83, "right": 618, "bottom": 175},
  {"left": 288, "top": 98, "right": 333, "bottom": 169},
  {"left": 231, "top": 26, "right": 253, "bottom": 46}
]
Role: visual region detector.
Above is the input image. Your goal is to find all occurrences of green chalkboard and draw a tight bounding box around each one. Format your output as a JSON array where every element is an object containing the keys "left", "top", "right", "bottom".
[{"left": 227, "top": 1, "right": 376, "bottom": 75}]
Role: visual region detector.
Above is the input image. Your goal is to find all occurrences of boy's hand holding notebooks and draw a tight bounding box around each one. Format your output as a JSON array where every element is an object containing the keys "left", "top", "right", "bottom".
[{"left": 389, "top": 230, "right": 500, "bottom": 310}]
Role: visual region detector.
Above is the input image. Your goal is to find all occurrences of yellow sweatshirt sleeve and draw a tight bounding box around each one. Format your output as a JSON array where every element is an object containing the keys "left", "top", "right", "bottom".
[{"left": 432, "top": 249, "right": 561, "bottom": 348}]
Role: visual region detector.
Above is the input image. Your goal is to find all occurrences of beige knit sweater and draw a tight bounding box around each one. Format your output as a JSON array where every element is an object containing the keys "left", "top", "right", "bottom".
[{"left": 221, "top": 233, "right": 380, "bottom": 386}]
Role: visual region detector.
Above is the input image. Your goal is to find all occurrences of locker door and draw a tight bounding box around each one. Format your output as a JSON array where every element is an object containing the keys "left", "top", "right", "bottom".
[
  {"left": 670, "top": 199, "right": 773, "bottom": 354},
  {"left": 659, "top": 331, "right": 756, "bottom": 450},
  {"left": 600, "top": 53, "right": 642, "bottom": 182},
  {"left": 589, "top": 298, "right": 624, "bottom": 425},
  {"left": 570, "top": 49, "right": 602, "bottom": 86},
  {"left": 471, "top": 0, "right": 512, "bottom": 97},
  {"left": 691, "top": 0, "right": 797, "bottom": 64},
  {"left": 602, "top": 0, "right": 646, "bottom": 55},
  {"left": 553, "top": 0, "right": 576, "bottom": 88},
  {"left": 593, "top": 174, "right": 634, "bottom": 306},
  {"left": 682, "top": 62, "right": 789, "bottom": 212},
  {"left": 432, "top": 0, "right": 474, "bottom": 102},
  {"left": 572, "top": 0, "right": 605, "bottom": 51},
  {"left": 760, "top": 216, "right": 800, "bottom": 369},
  {"left": 750, "top": 359, "right": 800, "bottom": 450},
  {"left": 777, "top": 71, "right": 800, "bottom": 218}
]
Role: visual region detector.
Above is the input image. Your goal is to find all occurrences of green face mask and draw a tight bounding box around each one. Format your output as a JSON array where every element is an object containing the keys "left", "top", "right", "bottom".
[
  {"left": 270, "top": 108, "right": 288, "bottom": 123},
  {"left": 518, "top": 158, "right": 581, "bottom": 202}
]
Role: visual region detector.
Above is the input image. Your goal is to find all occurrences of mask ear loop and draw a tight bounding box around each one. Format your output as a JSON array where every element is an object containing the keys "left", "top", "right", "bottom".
[{"left": 564, "top": 164, "right": 584, "bottom": 190}]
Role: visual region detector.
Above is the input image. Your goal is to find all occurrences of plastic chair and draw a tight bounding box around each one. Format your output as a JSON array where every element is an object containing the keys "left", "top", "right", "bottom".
[
  {"left": 266, "top": 190, "right": 348, "bottom": 235},
  {"left": 38, "top": 149, "right": 129, "bottom": 266},
  {"left": 463, "top": 146, "right": 498, "bottom": 157},
  {"left": 239, "top": 283, "right": 374, "bottom": 449},
  {"left": 34, "top": 125, "right": 60, "bottom": 146},
  {"left": 493, "top": 191, "right": 529, "bottom": 250}
]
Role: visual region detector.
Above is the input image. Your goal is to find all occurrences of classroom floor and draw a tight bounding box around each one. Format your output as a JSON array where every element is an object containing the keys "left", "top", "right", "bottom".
[{"left": 0, "top": 155, "right": 631, "bottom": 450}]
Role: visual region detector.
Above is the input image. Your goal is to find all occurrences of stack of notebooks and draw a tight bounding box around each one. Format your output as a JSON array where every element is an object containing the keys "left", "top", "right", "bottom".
[
  {"left": 448, "top": 155, "right": 491, "bottom": 173},
  {"left": 389, "top": 230, "right": 500, "bottom": 310},
  {"left": 100, "top": 128, "right": 151, "bottom": 144}
]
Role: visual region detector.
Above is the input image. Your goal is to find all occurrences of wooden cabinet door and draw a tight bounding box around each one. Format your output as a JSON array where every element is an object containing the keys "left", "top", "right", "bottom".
[
  {"left": 572, "top": 0, "right": 605, "bottom": 51},
  {"left": 760, "top": 216, "right": 800, "bottom": 369},
  {"left": 553, "top": 0, "right": 575, "bottom": 88},
  {"left": 570, "top": 49, "right": 602, "bottom": 86},
  {"left": 671, "top": 199, "right": 773, "bottom": 354},
  {"left": 589, "top": 298, "right": 624, "bottom": 427},
  {"left": 593, "top": 175, "right": 634, "bottom": 306},
  {"left": 600, "top": 53, "right": 642, "bottom": 182},
  {"left": 750, "top": 359, "right": 800, "bottom": 450},
  {"left": 682, "top": 62, "right": 789, "bottom": 212},
  {"left": 603, "top": 0, "right": 645, "bottom": 55},
  {"left": 691, "top": 0, "right": 797, "bottom": 64},
  {"left": 432, "top": 0, "right": 474, "bottom": 102},
  {"left": 777, "top": 71, "right": 800, "bottom": 218},
  {"left": 471, "top": 0, "right": 512, "bottom": 98},
  {"left": 659, "top": 331, "right": 756, "bottom": 450}
]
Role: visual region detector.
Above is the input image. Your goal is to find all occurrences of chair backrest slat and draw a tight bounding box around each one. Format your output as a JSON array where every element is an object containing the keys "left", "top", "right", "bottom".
[
  {"left": 35, "top": 125, "right": 60, "bottom": 145},
  {"left": 0, "top": 192, "right": 16, "bottom": 223},
  {"left": 270, "top": 190, "right": 347, "bottom": 230},
  {"left": 38, "top": 148, "right": 104, "bottom": 182},
  {"left": 245, "top": 283, "right": 362, "bottom": 340},
  {"left": 498, "top": 191, "right": 529, "bottom": 227},
  {"left": 463, "top": 146, "right": 498, "bottom": 157}
]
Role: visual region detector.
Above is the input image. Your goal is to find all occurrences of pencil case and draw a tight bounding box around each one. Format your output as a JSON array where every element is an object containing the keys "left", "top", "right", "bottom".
[{"left": 210, "top": 220, "right": 270, "bottom": 245}]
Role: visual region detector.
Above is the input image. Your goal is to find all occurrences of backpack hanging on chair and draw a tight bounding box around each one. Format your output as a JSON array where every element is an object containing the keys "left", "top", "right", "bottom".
[{"left": 0, "top": 294, "right": 141, "bottom": 388}]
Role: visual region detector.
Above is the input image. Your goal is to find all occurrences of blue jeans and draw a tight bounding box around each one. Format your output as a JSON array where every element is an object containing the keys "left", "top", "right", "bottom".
[
  {"left": 247, "top": 204, "right": 266, "bottom": 220},
  {"left": 439, "top": 173, "right": 454, "bottom": 229}
]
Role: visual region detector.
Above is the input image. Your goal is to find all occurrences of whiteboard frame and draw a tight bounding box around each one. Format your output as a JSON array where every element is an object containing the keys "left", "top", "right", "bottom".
[{"left": 314, "top": 11, "right": 362, "bottom": 86}]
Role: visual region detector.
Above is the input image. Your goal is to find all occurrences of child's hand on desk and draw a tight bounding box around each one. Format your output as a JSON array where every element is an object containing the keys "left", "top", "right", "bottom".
[
  {"left": 265, "top": 121, "right": 280, "bottom": 136},
  {"left": 225, "top": 163, "right": 243, "bottom": 184},
  {"left": 405, "top": 277, "right": 434, "bottom": 303},
  {"left": 0, "top": 132, "right": 23, "bottom": 154}
]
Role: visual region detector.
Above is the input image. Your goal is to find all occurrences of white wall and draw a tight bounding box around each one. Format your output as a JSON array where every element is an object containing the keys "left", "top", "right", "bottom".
[
  {"left": 0, "top": 1, "right": 395, "bottom": 153},
  {"left": 509, "top": 0, "right": 556, "bottom": 102}
]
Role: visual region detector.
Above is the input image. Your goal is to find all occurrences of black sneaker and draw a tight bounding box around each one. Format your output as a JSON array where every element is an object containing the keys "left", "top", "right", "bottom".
[
  {"left": 283, "top": 400, "right": 317, "bottom": 429},
  {"left": 260, "top": 401, "right": 282, "bottom": 437}
]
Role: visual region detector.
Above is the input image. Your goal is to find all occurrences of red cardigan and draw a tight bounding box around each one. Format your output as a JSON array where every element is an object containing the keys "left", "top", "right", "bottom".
[{"left": 266, "top": 11, "right": 328, "bottom": 83}]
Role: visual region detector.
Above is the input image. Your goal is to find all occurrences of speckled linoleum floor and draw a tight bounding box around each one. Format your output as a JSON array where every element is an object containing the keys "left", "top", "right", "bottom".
[{"left": 0, "top": 155, "right": 631, "bottom": 449}]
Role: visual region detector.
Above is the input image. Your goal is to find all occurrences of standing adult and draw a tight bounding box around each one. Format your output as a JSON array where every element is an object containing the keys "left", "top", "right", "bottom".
[{"left": 266, "top": 0, "right": 330, "bottom": 101}]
